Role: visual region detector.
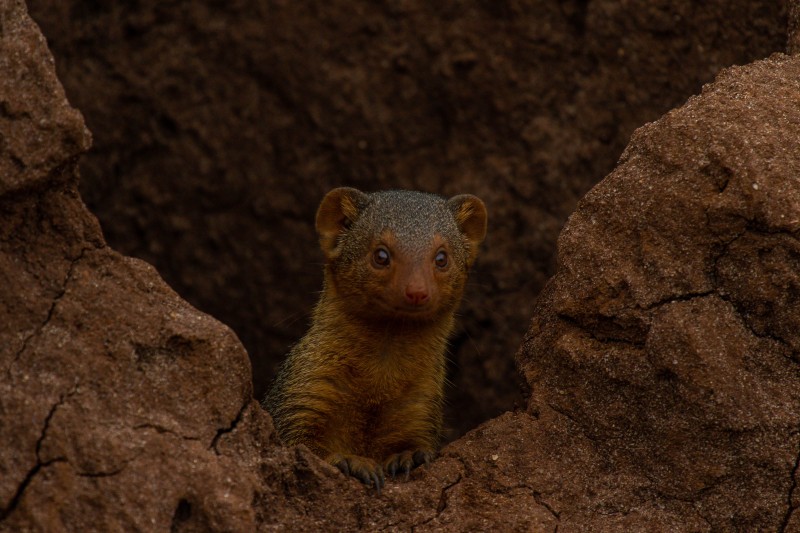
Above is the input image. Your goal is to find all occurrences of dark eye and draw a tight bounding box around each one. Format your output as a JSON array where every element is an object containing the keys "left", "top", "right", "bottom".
[
  {"left": 373, "top": 247, "right": 391, "bottom": 267},
  {"left": 435, "top": 250, "right": 448, "bottom": 269}
]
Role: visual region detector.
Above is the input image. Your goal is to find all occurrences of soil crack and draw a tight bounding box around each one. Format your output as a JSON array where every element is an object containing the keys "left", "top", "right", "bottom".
[
  {"left": 7, "top": 247, "right": 92, "bottom": 377},
  {"left": 0, "top": 386, "right": 77, "bottom": 521},
  {"left": 435, "top": 473, "right": 463, "bottom": 514},
  {"left": 210, "top": 400, "right": 249, "bottom": 453},
  {"left": 640, "top": 289, "right": 716, "bottom": 311},
  {"left": 533, "top": 491, "right": 561, "bottom": 523},
  {"left": 410, "top": 473, "right": 463, "bottom": 532}
]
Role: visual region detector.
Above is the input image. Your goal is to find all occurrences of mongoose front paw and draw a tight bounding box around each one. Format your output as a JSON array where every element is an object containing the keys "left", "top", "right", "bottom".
[
  {"left": 328, "top": 453, "right": 385, "bottom": 493},
  {"left": 384, "top": 449, "right": 435, "bottom": 480}
]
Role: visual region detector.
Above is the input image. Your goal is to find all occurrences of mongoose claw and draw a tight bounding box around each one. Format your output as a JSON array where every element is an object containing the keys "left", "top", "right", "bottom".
[
  {"left": 384, "top": 451, "right": 414, "bottom": 480},
  {"left": 330, "top": 453, "right": 385, "bottom": 494},
  {"left": 412, "top": 449, "right": 434, "bottom": 467},
  {"left": 384, "top": 449, "right": 435, "bottom": 481}
]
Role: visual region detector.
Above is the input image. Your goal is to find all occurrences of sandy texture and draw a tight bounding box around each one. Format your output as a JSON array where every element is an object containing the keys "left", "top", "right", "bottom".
[
  {"left": 1, "top": 2, "right": 271, "bottom": 529},
  {"left": 517, "top": 54, "right": 800, "bottom": 531}
]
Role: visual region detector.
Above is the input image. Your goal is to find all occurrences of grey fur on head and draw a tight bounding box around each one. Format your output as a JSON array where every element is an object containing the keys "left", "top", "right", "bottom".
[{"left": 337, "top": 190, "right": 469, "bottom": 267}]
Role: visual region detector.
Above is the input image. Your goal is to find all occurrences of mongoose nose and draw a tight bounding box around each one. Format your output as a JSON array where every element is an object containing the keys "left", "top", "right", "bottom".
[{"left": 404, "top": 286, "right": 430, "bottom": 306}]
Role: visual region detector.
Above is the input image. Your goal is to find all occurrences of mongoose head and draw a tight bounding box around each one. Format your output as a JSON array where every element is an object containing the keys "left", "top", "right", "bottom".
[{"left": 315, "top": 187, "right": 487, "bottom": 322}]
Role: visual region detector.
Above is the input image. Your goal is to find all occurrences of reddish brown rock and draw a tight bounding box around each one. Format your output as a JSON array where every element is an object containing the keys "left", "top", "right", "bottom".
[
  {"left": 517, "top": 54, "right": 800, "bottom": 530},
  {"left": 0, "top": 1, "right": 88, "bottom": 196},
  {"left": 0, "top": 2, "right": 279, "bottom": 530},
  {"left": 25, "top": 0, "right": 788, "bottom": 438}
]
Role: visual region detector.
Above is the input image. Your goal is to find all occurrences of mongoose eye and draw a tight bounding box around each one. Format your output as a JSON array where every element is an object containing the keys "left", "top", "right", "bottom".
[
  {"left": 434, "top": 250, "right": 448, "bottom": 269},
  {"left": 372, "top": 247, "right": 391, "bottom": 267}
]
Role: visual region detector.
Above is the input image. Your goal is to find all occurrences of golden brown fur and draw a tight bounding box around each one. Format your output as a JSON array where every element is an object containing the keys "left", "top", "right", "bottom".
[{"left": 264, "top": 188, "right": 486, "bottom": 489}]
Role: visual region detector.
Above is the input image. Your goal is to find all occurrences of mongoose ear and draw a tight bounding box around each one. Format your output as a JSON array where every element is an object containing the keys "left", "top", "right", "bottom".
[
  {"left": 316, "top": 187, "right": 367, "bottom": 261},
  {"left": 447, "top": 194, "right": 487, "bottom": 266}
]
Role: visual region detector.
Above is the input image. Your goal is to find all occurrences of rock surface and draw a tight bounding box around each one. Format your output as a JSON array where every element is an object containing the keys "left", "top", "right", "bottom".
[
  {"left": 517, "top": 54, "right": 800, "bottom": 530},
  {"left": 25, "top": 0, "right": 789, "bottom": 438},
  {"left": 0, "top": 2, "right": 274, "bottom": 530}
]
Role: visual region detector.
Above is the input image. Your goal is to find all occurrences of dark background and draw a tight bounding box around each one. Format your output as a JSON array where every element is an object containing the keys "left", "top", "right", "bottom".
[{"left": 27, "top": 0, "right": 788, "bottom": 439}]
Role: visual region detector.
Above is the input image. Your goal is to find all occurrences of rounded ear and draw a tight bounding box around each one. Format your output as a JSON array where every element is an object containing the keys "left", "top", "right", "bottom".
[
  {"left": 446, "top": 194, "right": 488, "bottom": 267},
  {"left": 315, "top": 187, "right": 368, "bottom": 261}
]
